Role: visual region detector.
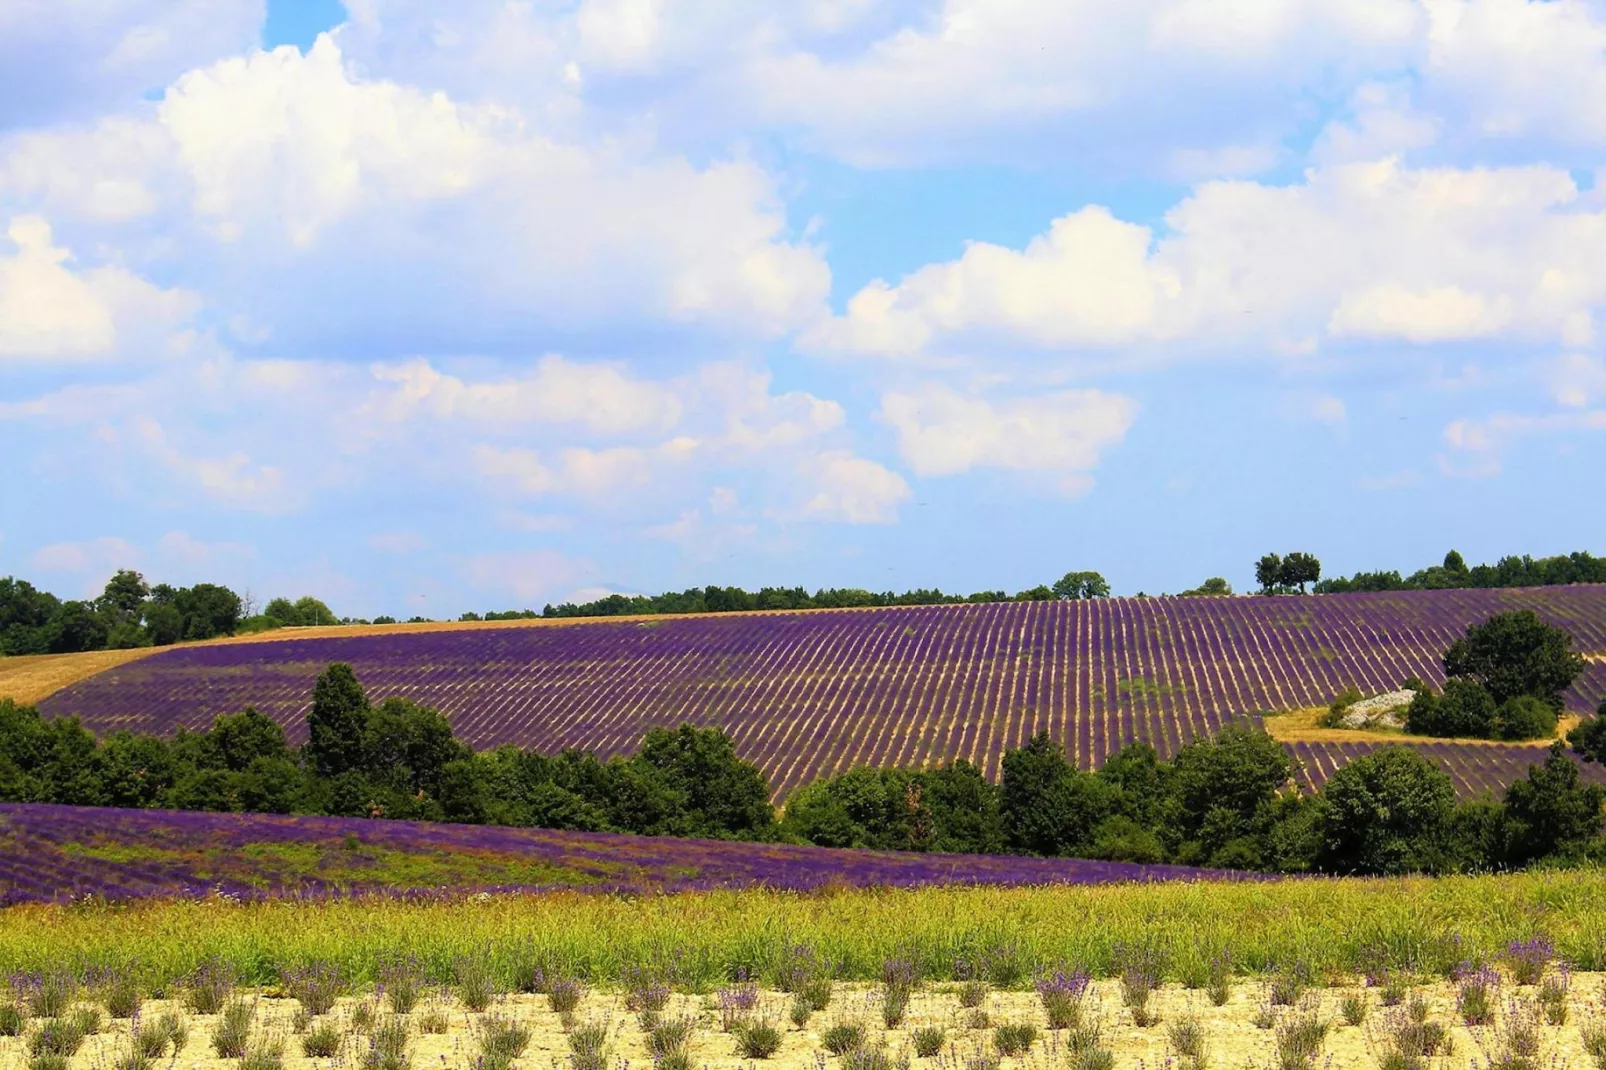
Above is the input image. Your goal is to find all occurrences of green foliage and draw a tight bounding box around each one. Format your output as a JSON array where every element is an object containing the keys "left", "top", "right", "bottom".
[
  {"left": 1503, "top": 743, "right": 1606, "bottom": 864},
  {"left": 1318, "top": 747, "right": 1457, "bottom": 875},
  {"left": 1497, "top": 696, "right": 1557, "bottom": 741},
  {"left": 1000, "top": 734, "right": 1115, "bottom": 857},
  {"left": 1052, "top": 572, "right": 1111, "bottom": 600},
  {"left": 1568, "top": 700, "right": 1606, "bottom": 763},
  {"left": 1179, "top": 578, "right": 1233, "bottom": 597},
  {"left": 1405, "top": 679, "right": 1498, "bottom": 739},
  {"left": 1444, "top": 610, "right": 1585, "bottom": 710},
  {"left": 1317, "top": 550, "right": 1606, "bottom": 593},
  {"left": 305, "top": 664, "right": 371, "bottom": 780},
  {"left": 1, "top": 571, "right": 246, "bottom": 654}
]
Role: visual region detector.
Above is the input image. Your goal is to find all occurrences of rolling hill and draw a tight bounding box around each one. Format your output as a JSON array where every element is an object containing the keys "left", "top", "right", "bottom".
[{"left": 30, "top": 586, "right": 1606, "bottom": 799}]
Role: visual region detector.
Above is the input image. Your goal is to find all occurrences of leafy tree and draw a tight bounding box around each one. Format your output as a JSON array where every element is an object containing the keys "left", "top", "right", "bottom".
[
  {"left": 999, "top": 733, "right": 1115, "bottom": 856},
  {"left": 1052, "top": 572, "right": 1111, "bottom": 600},
  {"left": 1167, "top": 726, "right": 1294, "bottom": 864},
  {"left": 1444, "top": 610, "right": 1585, "bottom": 710},
  {"left": 143, "top": 601, "right": 184, "bottom": 646},
  {"left": 45, "top": 601, "right": 107, "bottom": 654},
  {"left": 364, "top": 697, "right": 469, "bottom": 801},
  {"left": 1180, "top": 577, "right": 1232, "bottom": 597},
  {"left": 97, "top": 570, "right": 149, "bottom": 624},
  {"left": 1319, "top": 747, "right": 1457, "bottom": 875},
  {"left": 0, "top": 578, "right": 60, "bottom": 655},
  {"left": 1255, "top": 554, "right": 1283, "bottom": 594},
  {"left": 1503, "top": 743, "right": 1606, "bottom": 863},
  {"left": 89, "top": 731, "right": 178, "bottom": 809},
  {"left": 923, "top": 760, "right": 1004, "bottom": 854},
  {"left": 1497, "top": 695, "right": 1558, "bottom": 742},
  {"left": 1278, "top": 552, "right": 1321, "bottom": 594},
  {"left": 207, "top": 709, "right": 290, "bottom": 772},
  {"left": 1405, "top": 679, "right": 1498, "bottom": 738},
  {"left": 1567, "top": 699, "right": 1606, "bottom": 763},
  {"left": 633, "top": 724, "right": 776, "bottom": 840},
  {"left": 304, "top": 663, "right": 370, "bottom": 778}
]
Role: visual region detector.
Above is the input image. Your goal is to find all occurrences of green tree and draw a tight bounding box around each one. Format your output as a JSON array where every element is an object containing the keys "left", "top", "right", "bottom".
[
  {"left": 1502, "top": 742, "right": 1606, "bottom": 864},
  {"left": 207, "top": 709, "right": 290, "bottom": 772},
  {"left": 1052, "top": 572, "right": 1111, "bottom": 600},
  {"left": 0, "top": 578, "right": 60, "bottom": 655},
  {"left": 1405, "top": 678, "right": 1498, "bottom": 738},
  {"left": 1319, "top": 746, "right": 1457, "bottom": 874},
  {"left": 1496, "top": 695, "right": 1558, "bottom": 741},
  {"left": 45, "top": 601, "right": 107, "bottom": 654},
  {"left": 923, "top": 760, "right": 1004, "bottom": 854},
  {"left": 1000, "top": 733, "right": 1115, "bottom": 856},
  {"left": 1167, "top": 726, "right": 1294, "bottom": 865},
  {"left": 1567, "top": 699, "right": 1606, "bottom": 763},
  {"left": 97, "top": 569, "right": 149, "bottom": 624},
  {"left": 1444, "top": 610, "right": 1585, "bottom": 710},
  {"left": 1255, "top": 554, "right": 1284, "bottom": 594},
  {"left": 633, "top": 724, "right": 776, "bottom": 840},
  {"left": 304, "top": 663, "right": 370, "bottom": 778},
  {"left": 1278, "top": 552, "right": 1321, "bottom": 594},
  {"left": 364, "top": 697, "right": 471, "bottom": 802}
]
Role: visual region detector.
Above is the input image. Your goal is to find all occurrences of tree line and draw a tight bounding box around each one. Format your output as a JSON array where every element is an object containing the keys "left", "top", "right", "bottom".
[
  {"left": 1313, "top": 549, "right": 1606, "bottom": 594},
  {"left": 532, "top": 572, "right": 1113, "bottom": 620},
  {"left": 0, "top": 570, "right": 342, "bottom": 655}
]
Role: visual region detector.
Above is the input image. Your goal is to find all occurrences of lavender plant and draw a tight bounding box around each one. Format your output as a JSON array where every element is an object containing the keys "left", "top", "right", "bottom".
[
  {"left": 547, "top": 976, "right": 585, "bottom": 1016},
  {"left": 992, "top": 1022, "right": 1037, "bottom": 1057},
  {"left": 185, "top": 958, "right": 238, "bottom": 1016},
  {"left": 473, "top": 1014, "right": 532, "bottom": 1070},
  {"left": 300, "top": 1019, "right": 343, "bottom": 1058},
  {"left": 364, "top": 1015, "right": 411, "bottom": 1070},
  {"left": 734, "top": 1017, "right": 784, "bottom": 1059},
  {"left": 912, "top": 1026, "right": 946, "bottom": 1058},
  {"left": 566, "top": 1017, "right": 611, "bottom": 1070},
  {"left": 377, "top": 955, "right": 423, "bottom": 1015},
  {"left": 211, "top": 999, "right": 256, "bottom": 1058},
  {"left": 1166, "top": 1016, "right": 1209, "bottom": 1070},
  {"left": 822, "top": 1021, "right": 868, "bottom": 1056},
  {"left": 283, "top": 962, "right": 345, "bottom": 1017},
  {"left": 1504, "top": 940, "right": 1553, "bottom": 987},
  {"left": 716, "top": 972, "right": 759, "bottom": 1032},
  {"left": 1034, "top": 968, "right": 1091, "bottom": 1031},
  {"left": 1456, "top": 964, "right": 1499, "bottom": 1026},
  {"left": 453, "top": 949, "right": 502, "bottom": 1013},
  {"left": 1205, "top": 952, "right": 1231, "bottom": 1007},
  {"left": 1115, "top": 943, "right": 1165, "bottom": 1027},
  {"left": 1537, "top": 966, "right": 1569, "bottom": 1025}
]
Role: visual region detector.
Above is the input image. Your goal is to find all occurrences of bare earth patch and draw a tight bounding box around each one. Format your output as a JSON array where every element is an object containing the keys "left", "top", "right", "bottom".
[
  {"left": 1264, "top": 705, "right": 1575, "bottom": 746},
  {"left": 21, "top": 977, "right": 1605, "bottom": 1070}
]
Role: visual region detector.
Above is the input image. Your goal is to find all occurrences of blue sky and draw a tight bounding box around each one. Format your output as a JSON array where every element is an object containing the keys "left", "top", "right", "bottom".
[{"left": 2, "top": 0, "right": 1605, "bottom": 618}]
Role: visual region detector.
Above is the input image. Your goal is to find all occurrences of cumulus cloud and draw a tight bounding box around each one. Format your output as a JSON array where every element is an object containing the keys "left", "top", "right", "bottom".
[
  {"left": 29, "top": 536, "right": 141, "bottom": 593},
  {"left": 810, "top": 158, "right": 1606, "bottom": 365},
  {"left": 1441, "top": 406, "right": 1606, "bottom": 477},
  {"left": 0, "top": 215, "right": 195, "bottom": 361},
  {"left": 474, "top": 437, "right": 700, "bottom": 499},
  {"left": 879, "top": 384, "right": 1136, "bottom": 493},
  {"left": 1550, "top": 353, "right": 1606, "bottom": 408},
  {"left": 794, "top": 449, "right": 911, "bottom": 524},
  {"left": 1, "top": 37, "right": 831, "bottom": 352}
]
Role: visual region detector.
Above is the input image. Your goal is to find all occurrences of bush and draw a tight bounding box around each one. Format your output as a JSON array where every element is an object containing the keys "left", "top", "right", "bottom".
[
  {"left": 1497, "top": 696, "right": 1557, "bottom": 741},
  {"left": 1319, "top": 747, "right": 1457, "bottom": 875},
  {"left": 1568, "top": 701, "right": 1606, "bottom": 763},
  {"left": 1406, "top": 679, "right": 1498, "bottom": 739}
]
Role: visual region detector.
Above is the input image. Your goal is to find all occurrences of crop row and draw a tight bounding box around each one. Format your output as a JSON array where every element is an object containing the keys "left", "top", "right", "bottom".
[{"left": 39, "top": 587, "right": 1606, "bottom": 798}]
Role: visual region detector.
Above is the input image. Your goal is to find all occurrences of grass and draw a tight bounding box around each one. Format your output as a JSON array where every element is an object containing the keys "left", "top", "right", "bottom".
[{"left": 3, "top": 871, "right": 1606, "bottom": 990}]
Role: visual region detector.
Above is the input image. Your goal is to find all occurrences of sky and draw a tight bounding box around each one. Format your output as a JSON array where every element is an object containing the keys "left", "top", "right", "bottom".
[{"left": 2, "top": 0, "right": 1605, "bottom": 620}]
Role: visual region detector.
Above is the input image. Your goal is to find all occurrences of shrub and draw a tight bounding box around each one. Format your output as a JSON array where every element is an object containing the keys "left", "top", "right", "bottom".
[
  {"left": 1498, "top": 697, "right": 1557, "bottom": 742},
  {"left": 96, "top": 969, "right": 142, "bottom": 1019},
  {"left": 0, "top": 1004, "right": 24, "bottom": 1037},
  {"left": 734, "top": 1019, "right": 782, "bottom": 1059},
  {"left": 1504, "top": 939, "right": 1552, "bottom": 986},
  {"left": 1457, "top": 965, "right": 1498, "bottom": 1026},
  {"left": 1205, "top": 952, "right": 1231, "bottom": 1008},
  {"left": 566, "top": 1018, "right": 610, "bottom": 1070},
  {"left": 1166, "top": 1017, "right": 1208, "bottom": 1070},
  {"left": 913, "top": 1026, "right": 946, "bottom": 1058},
  {"left": 68, "top": 1007, "right": 101, "bottom": 1035},
  {"left": 377, "top": 957, "right": 422, "bottom": 1016},
  {"left": 1340, "top": 993, "right": 1368, "bottom": 1027},
  {"left": 1269, "top": 962, "right": 1313, "bottom": 1007},
  {"left": 959, "top": 982, "right": 988, "bottom": 1009},
  {"left": 1273, "top": 1010, "right": 1328, "bottom": 1070},
  {"left": 453, "top": 951, "right": 501, "bottom": 1013},
  {"left": 646, "top": 1017, "right": 692, "bottom": 1059},
  {"left": 1035, "top": 968, "right": 1090, "bottom": 1030},
  {"left": 284, "top": 962, "right": 345, "bottom": 1017},
  {"left": 301, "top": 1021, "right": 342, "bottom": 1058},
  {"left": 416, "top": 1006, "right": 451, "bottom": 1035},
  {"left": 27, "top": 1019, "right": 86, "bottom": 1058},
  {"left": 475, "top": 1015, "right": 532, "bottom": 1070},
  {"left": 212, "top": 1000, "right": 255, "bottom": 1059},
  {"left": 993, "top": 1023, "right": 1037, "bottom": 1057},
  {"left": 364, "top": 1016, "right": 411, "bottom": 1070},
  {"left": 823, "top": 1022, "right": 867, "bottom": 1056},
  {"left": 548, "top": 976, "right": 585, "bottom": 1016},
  {"left": 186, "top": 959, "right": 238, "bottom": 1016},
  {"left": 23, "top": 972, "right": 74, "bottom": 1020},
  {"left": 1537, "top": 969, "right": 1569, "bottom": 1025},
  {"left": 240, "top": 1039, "right": 286, "bottom": 1070}
]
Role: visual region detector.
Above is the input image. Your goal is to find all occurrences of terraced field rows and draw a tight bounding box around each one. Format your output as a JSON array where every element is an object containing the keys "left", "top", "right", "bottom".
[{"left": 37, "top": 587, "right": 1606, "bottom": 798}]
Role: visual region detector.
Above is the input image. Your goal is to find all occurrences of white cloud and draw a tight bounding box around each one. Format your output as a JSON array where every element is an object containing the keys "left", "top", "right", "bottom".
[
  {"left": 365, "top": 355, "right": 682, "bottom": 435},
  {"left": 695, "top": 363, "right": 846, "bottom": 450},
  {"left": 130, "top": 416, "right": 294, "bottom": 512},
  {"left": 0, "top": 215, "right": 195, "bottom": 361},
  {"left": 879, "top": 384, "right": 1136, "bottom": 491},
  {"left": 29, "top": 536, "right": 141, "bottom": 593},
  {"left": 810, "top": 158, "right": 1606, "bottom": 365},
  {"left": 463, "top": 549, "right": 594, "bottom": 601},
  {"left": 1441, "top": 407, "right": 1606, "bottom": 477},
  {"left": 474, "top": 437, "right": 699, "bottom": 498},
  {"left": 795, "top": 450, "right": 911, "bottom": 524},
  {"left": 2, "top": 38, "right": 830, "bottom": 348}
]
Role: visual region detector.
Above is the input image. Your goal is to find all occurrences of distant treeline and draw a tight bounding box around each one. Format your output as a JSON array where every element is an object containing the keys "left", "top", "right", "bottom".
[
  {"left": 532, "top": 573, "right": 1114, "bottom": 619},
  {"left": 0, "top": 570, "right": 341, "bottom": 655},
  {"left": 3, "top": 655, "right": 1604, "bottom": 876},
  {"left": 1314, "top": 550, "right": 1606, "bottom": 594}
]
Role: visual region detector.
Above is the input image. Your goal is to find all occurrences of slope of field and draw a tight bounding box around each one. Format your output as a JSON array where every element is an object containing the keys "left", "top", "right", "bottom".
[
  {"left": 34, "top": 586, "right": 1606, "bottom": 798},
  {"left": 0, "top": 803, "right": 1236, "bottom": 904}
]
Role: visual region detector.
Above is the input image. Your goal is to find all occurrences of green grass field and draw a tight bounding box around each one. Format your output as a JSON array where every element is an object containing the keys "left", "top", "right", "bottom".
[{"left": 4, "top": 871, "right": 1604, "bottom": 990}]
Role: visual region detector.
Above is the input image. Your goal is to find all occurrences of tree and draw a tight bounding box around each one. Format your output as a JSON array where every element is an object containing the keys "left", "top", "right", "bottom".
[
  {"left": 1167, "top": 726, "right": 1294, "bottom": 865},
  {"left": 1182, "top": 577, "right": 1233, "bottom": 597},
  {"left": 97, "top": 570, "right": 149, "bottom": 624},
  {"left": 0, "top": 578, "right": 60, "bottom": 656},
  {"left": 1255, "top": 554, "right": 1283, "bottom": 594},
  {"left": 999, "top": 733, "right": 1115, "bottom": 856},
  {"left": 1567, "top": 699, "right": 1606, "bottom": 763},
  {"left": 1405, "top": 678, "right": 1499, "bottom": 738},
  {"left": 1497, "top": 695, "right": 1558, "bottom": 742},
  {"left": 1052, "top": 572, "right": 1111, "bottom": 600},
  {"left": 1319, "top": 746, "right": 1457, "bottom": 875},
  {"left": 1503, "top": 743, "right": 1606, "bottom": 864},
  {"left": 1278, "top": 552, "right": 1321, "bottom": 594},
  {"left": 304, "top": 663, "right": 370, "bottom": 778},
  {"left": 631, "top": 724, "right": 776, "bottom": 840},
  {"left": 207, "top": 709, "right": 290, "bottom": 772},
  {"left": 1443, "top": 610, "right": 1585, "bottom": 710}
]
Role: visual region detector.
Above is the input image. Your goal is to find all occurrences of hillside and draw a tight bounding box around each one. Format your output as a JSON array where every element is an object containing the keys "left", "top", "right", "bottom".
[
  {"left": 0, "top": 803, "right": 1235, "bottom": 904},
  {"left": 29, "top": 586, "right": 1606, "bottom": 799}
]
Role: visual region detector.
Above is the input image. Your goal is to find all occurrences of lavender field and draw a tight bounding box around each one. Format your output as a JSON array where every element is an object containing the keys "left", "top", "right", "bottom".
[
  {"left": 38, "top": 587, "right": 1606, "bottom": 797},
  {"left": 0, "top": 803, "right": 1237, "bottom": 905}
]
